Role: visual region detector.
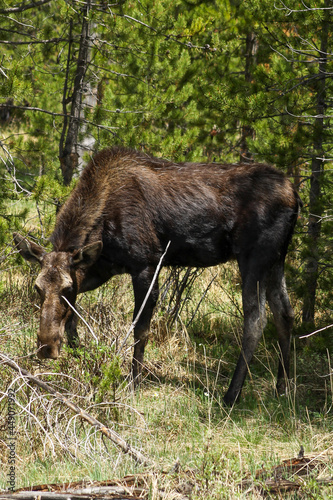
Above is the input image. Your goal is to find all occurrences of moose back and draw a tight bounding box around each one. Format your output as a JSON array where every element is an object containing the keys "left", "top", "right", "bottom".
[{"left": 14, "top": 147, "right": 301, "bottom": 405}]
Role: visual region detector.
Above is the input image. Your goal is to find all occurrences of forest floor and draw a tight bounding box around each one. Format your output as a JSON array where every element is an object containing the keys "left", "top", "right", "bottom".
[{"left": 0, "top": 265, "right": 332, "bottom": 499}]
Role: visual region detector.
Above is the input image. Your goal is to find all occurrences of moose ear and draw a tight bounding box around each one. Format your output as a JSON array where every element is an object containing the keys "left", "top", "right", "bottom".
[
  {"left": 13, "top": 232, "right": 46, "bottom": 264},
  {"left": 72, "top": 241, "right": 103, "bottom": 268}
]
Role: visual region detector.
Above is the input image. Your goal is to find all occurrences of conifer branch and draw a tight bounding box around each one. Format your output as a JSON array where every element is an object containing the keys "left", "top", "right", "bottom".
[{"left": 0, "top": 104, "right": 118, "bottom": 133}]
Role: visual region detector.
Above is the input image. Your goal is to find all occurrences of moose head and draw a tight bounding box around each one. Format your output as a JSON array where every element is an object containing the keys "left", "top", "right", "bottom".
[{"left": 13, "top": 233, "right": 102, "bottom": 359}]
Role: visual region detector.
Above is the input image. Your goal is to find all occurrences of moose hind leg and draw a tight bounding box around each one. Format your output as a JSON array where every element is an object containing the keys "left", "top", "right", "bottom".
[
  {"left": 267, "top": 264, "right": 294, "bottom": 395},
  {"left": 131, "top": 267, "right": 159, "bottom": 386},
  {"left": 224, "top": 278, "right": 267, "bottom": 406}
]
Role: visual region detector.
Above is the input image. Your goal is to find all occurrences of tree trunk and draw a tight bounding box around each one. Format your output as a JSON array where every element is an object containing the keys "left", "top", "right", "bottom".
[
  {"left": 59, "top": 1, "right": 91, "bottom": 186},
  {"left": 302, "top": 4, "right": 329, "bottom": 324}
]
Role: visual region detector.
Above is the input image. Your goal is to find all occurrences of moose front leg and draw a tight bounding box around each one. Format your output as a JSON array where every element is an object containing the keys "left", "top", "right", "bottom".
[
  {"left": 65, "top": 311, "right": 79, "bottom": 349},
  {"left": 131, "top": 267, "right": 160, "bottom": 386}
]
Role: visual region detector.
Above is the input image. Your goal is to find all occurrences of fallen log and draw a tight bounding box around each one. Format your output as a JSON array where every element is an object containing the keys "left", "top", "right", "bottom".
[
  {"left": 0, "top": 490, "right": 139, "bottom": 500},
  {"left": 0, "top": 475, "right": 193, "bottom": 500}
]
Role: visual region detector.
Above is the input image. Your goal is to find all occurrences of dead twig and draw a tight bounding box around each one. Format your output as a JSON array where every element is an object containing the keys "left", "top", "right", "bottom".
[
  {"left": 0, "top": 352, "right": 152, "bottom": 466},
  {"left": 299, "top": 323, "right": 333, "bottom": 339}
]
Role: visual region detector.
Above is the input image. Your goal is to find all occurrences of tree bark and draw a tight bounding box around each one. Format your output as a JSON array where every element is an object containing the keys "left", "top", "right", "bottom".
[{"left": 59, "top": 1, "right": 91, "bottom": 186}]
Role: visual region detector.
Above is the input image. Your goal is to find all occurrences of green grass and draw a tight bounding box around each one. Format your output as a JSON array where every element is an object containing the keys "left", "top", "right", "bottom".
[{"left": 0, "top": 264, "right": 332, "bottom": 499}]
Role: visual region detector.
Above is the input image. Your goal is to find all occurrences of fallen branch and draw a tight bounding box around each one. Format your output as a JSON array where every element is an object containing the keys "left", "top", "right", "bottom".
[
  {"left": 0, "top": 352, "right": 151, "bottom": 466},
  {"left": 0, "top": 474, "right": 192, "bottom": 500},
  {"left": 299, "top": 323, "right": 333, "bottom": 339}
]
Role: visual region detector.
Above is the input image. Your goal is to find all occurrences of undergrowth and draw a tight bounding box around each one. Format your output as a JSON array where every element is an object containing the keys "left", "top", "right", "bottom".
[{"left": 0, "top": 263, "right": 332, "bottom": 499}]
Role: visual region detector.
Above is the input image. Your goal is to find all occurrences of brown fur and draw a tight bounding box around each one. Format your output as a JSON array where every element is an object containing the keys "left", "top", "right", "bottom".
[{"left": 14, "top": 147, "right": 301, "bottom": 405}]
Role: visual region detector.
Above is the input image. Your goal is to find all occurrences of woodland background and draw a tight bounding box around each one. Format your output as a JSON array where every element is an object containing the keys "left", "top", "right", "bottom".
[
  {"left": 0, "top": 0, "right": 332, "bottom": 328},
  {"left": 0, "top": 1, "right": 333, "bottom": 498}
]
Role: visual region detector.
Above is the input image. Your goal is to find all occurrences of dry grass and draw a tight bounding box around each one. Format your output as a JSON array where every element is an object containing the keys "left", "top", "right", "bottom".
[{"left": 0, "top": 263, "right": 332, "bottom": 499}]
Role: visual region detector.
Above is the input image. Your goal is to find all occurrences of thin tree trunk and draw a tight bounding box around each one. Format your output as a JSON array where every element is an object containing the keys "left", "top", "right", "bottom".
[
  {"left": 59, "top": 1, "right": 91, "bottom": 186},
  {"left": 302, "top": 4, "right": 329, "bottom": 324}
]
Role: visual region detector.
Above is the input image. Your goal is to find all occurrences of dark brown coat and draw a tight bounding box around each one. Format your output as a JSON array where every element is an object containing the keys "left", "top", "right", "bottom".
[{"left": 14, "top": 147, "right": 301, "bottom": 405}]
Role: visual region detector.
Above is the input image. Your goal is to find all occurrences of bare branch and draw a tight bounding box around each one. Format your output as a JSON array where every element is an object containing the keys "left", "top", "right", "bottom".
[
  {"left": 0, "top": 37, "right": 70, "bottom": 46},
  {"left": 0, "top": 140, "right": 32, "bottom": 195},
  {"left": 275, "top": 0, "right": 333, "bottom": 14},
  {"left": 61, "top": 295, "right": 98, "bottom": 343},
  {"left": 0, "top": 0, "right": 52, "bottom": 14},
  {"left": 122, "top": 14, "right": 157, "bottom": 32},
  {"left": 299, "top": 323, "right": 333, "bottom": 339},
  {"left": 0, "top": 351, "right": 152, "bottom": 465}
]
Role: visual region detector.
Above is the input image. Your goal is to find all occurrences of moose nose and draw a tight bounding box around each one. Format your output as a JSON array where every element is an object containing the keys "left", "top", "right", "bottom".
[{"left": 37, "top": 344, "right": 59, "bottom": 360}]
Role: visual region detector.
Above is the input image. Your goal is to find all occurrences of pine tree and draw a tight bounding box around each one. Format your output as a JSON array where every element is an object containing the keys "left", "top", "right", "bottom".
[
  {"left": 205, "top": 0, "right": 333, "bottom": 324},
  {"left": 1, "top": 0, "right": 332, "bottom": 326},
  {"left": 89, "top": 0, "right": 231, "bottom": 161},
  {"left": 249, "top": 0, "right": 333, "bottom": 325}
]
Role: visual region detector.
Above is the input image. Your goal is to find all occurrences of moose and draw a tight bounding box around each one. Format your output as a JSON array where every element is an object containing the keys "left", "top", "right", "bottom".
[{"left": 14, "top": 147, "right": 301, "bottom": 405}]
